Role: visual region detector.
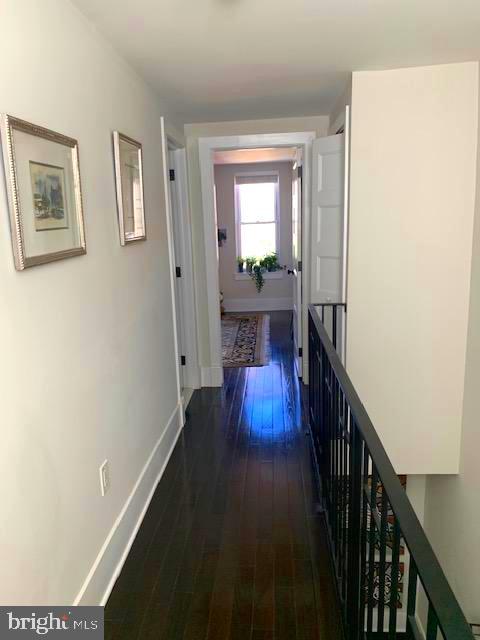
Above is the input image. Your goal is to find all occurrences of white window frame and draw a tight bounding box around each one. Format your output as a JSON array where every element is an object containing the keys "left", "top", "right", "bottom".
[{"left": 234, "top": 171, "right": 280, "bottom": 261}]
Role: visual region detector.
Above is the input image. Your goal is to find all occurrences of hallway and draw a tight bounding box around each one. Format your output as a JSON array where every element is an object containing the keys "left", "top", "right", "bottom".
[{"left": 104, "top": 312, "right": 342, "bottom": 639}]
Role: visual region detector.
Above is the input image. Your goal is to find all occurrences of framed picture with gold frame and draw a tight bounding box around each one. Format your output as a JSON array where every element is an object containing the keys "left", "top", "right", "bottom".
[
  {"left": 0, "top": 115, "right": 86, "bottom": 270},
  {"left": 113, "top": 131, "right": 146, "bottom": 245}
]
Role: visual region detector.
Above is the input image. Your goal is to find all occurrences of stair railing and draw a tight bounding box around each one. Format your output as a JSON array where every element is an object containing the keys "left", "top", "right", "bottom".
[{"left": 308, "top": 303, "right": 473, "bottom": 640}]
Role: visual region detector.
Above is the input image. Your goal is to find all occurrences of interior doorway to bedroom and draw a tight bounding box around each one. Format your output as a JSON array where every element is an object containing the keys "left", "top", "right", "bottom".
[{"left": 213, "top": 147, "right": 302, "bottom": 375}]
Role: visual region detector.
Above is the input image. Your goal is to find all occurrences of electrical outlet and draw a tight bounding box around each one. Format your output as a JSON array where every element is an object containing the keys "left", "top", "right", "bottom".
[{"left": 99, "top": 460, "right": 110, "bottom": 496}]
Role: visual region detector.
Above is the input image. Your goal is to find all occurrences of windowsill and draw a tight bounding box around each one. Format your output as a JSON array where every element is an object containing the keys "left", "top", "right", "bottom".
[{"left": 234, "top": 271, "right": 284, "bottom": 281}]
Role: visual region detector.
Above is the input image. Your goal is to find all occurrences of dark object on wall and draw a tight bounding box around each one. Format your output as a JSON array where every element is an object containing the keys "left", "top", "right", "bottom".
[{"left": 218, "top": 228, "right": 227, "bottom": 246}]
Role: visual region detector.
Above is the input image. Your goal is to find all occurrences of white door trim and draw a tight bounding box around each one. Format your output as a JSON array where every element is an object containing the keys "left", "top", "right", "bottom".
[
  {"left": 198, "top": 131, "right": 316, "bottom": 385},
  {"left": 341, "top": 105, "right": 351, "bottom": 365}
]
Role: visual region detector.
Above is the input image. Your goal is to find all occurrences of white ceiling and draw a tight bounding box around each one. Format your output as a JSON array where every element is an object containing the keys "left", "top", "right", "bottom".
[
  {"left": 71, "top": 0, "right": 480, "bottom": 124},
  {"left": 214, "top": 147, "right": 297, "bottom": 164}
]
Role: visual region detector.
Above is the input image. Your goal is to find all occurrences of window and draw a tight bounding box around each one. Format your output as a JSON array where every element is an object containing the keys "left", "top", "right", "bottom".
[{"left": 235, "top": 173, "right": 279, "bottom": 258}]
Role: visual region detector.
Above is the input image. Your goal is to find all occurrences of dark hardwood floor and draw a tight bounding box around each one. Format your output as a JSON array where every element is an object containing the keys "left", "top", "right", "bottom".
[{"left": 105, "top": 311, "right": 342, "bottom": 640}]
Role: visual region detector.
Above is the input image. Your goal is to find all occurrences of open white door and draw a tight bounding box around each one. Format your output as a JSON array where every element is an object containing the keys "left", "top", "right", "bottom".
[
  {"left": 291, "top": 161, "right": 302, "bottom": 376},
  {"left": 165, "top": 144, "right": 201, "bottom": 394},
  {"left": 168, "top": 150, "right": 186, "bottom": 392},
  {"left": 311, "top": 134, "right": 345, "bottom": 346},
  {"left": 159, "top": 118, "right": 184, "bottom": 426}
]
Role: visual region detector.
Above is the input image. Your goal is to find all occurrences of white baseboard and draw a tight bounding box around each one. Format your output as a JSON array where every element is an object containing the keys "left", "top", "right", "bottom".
[
  {"left": 223, "top": 297, "right": 293, "bottom": 312},
  {"left": 201, "top": 366, "right": 223, "bottom": 387},
  {"left": 73, "top": 403, "right": 183, "bottom": 606}
]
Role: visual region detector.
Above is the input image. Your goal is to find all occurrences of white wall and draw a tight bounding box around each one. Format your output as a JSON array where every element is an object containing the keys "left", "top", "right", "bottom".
[
  {"left": 215, "top": 161, "right": 293, "bottom": 310},
  {"left": 423, "top": 65, "right": 480, "bottom": 621},
  {"left": 347, "top": 62, "right": 479, "bottom": 474},
  {"left": 185, "top": 116, "right": 329, "bottom": 369},
  {"left": 0, "top": 0, "right": 182, "bottom": 605}
]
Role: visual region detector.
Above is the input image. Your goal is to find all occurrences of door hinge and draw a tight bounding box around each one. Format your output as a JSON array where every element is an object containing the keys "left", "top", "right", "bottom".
[
  {"left": 298, "top": 261, "right": 302, "bottom": 272},
  {"left": 175, "top": 266, "right": 182, "bottom": 278},
  {"left": 298, "top": 347, "right": 303, "bottom": 358},
  {"left": 181, "top": 355, "right": 186, "bottom": 366},
  {"left": 169, "top": 169, "right": 175, "bottom": 181},
  {"left": 298, "top": 165, "right": 303, "bottom": 180}
]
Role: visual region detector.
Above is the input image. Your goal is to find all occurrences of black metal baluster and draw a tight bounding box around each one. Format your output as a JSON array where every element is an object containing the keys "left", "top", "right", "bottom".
[
  {"left": 407, "top": 558, "right": 418, "bottom": 639},
  {"left": 321, "top": 345, "right": 329, "bottom": 511},
  {"left": 333, "top": 305, "right": 337, "bottom": 349},
  {"left": 338, "top": 387, "right": 344, "bottom": 591},
  {"left": 359, "top": 444, "right": 370, "bottom": 635},
  {"left": 332, "top": 377, "right": 339, "bottom": 564},
  {"left": 342, "top": 404, "right": 349, "bottom": 604},
  {"left": 389, "top": 518, "right": 401, "bottom": 638},
  {"left": 366, "top": 467, "right": 378, "bottom": 634},
  {"left": 346, "top": 418, "right": 362, "bottom": 639},
  {"left": 330, "top": 370, "right": 335, "bottom": 554},
  {"left": 377, "top": 487, "right": 388, "bottom": 632},
  {"left": 324, "top": 347, "right": 331, "bottom": 513}
]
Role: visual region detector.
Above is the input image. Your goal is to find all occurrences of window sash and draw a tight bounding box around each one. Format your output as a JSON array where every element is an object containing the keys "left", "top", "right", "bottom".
[
  {"left": 239, "top": 221, "right": 277, "bottom": 258},
  {"left": 234, "top": 173, "right": 279, "bottom": 258},
  {"left": 235, "top": 174, "right": 278, "bottom": 185}
]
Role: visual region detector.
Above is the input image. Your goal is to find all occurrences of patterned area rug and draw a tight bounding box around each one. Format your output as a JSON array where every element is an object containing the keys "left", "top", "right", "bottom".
[{"left": 222, "top": 314, "right": 270, "bottom": 368}]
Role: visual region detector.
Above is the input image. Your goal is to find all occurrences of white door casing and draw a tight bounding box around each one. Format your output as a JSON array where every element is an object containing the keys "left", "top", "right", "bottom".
[
  {"left": 291, "top": 160, "right": 302, "bottom": 376},
  {"left": 198, "top": 131, "right": 316, "bottom": 386}
]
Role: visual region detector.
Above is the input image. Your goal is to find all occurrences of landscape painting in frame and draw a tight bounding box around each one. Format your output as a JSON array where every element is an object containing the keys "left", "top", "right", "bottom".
[
  {"left": 29, "top": 161, "right": 68, "bottom": 231},
  {"left": 0, "top": 114, "right": 86, "bottom": 270}
]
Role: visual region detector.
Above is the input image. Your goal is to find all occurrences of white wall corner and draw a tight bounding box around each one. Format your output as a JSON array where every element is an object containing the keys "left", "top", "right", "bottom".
[
  {"left": 73, "top": 402, "right": 183, "bottom": 606},
  {"left": 406, "top": 474, "right": 427, "bottom": 525}
]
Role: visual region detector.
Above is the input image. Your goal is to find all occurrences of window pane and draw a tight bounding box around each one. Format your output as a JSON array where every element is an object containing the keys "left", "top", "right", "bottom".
[
  {"left": 241, "top": 223, "right": 276, "bottom": 257},
  {"left": 238, "top": 182, "right": 276, "bottom": 223}
]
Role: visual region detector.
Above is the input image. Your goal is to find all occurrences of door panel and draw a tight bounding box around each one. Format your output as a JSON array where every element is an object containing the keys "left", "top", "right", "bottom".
[
  {"left": 168, "top": 150, "right": 186, "bottom": 392},
  {"left": 311, "top": 134, "right": 345, "bottom": 303},
  {"left": 311, "top": 134, "right": 345, "bottom": 349}
]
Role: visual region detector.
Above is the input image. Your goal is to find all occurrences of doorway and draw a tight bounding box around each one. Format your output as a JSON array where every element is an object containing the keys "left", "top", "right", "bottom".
[
  {"left": 214, "top": 148, "right": 300, "bottom": 374},
  {"left": 198, "top": 131, "right": 316, "bottom": 387}
]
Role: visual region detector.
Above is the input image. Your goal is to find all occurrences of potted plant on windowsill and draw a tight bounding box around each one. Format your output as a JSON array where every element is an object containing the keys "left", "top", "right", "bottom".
[
  {"left": 245, "top": 256, "right": 256, "bottom": 273},
  {"left": 237, "top": 257, "right": 245, "bottom": 273},
  {"left": 260, "top": 252, "right": 281, "bottom": 272}
]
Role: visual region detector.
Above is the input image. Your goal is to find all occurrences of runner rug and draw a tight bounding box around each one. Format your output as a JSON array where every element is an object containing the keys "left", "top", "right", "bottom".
[{"left": 221, "top": 314, "right": 270, "bottom": 368}]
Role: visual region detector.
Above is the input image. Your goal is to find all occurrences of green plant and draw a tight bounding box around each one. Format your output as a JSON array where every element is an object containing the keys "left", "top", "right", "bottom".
[
  {"left": 236, "top": 256, "right": 245, "bottom": 273},
  {"left": 245, "top": 256, "right": 256, "bottom": 273},
  {"left": 260, "top": 252, "right": 280, "bottom": 272},
  {"left": 250, "top": 264, "right": 265, "bottom": 292}
]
